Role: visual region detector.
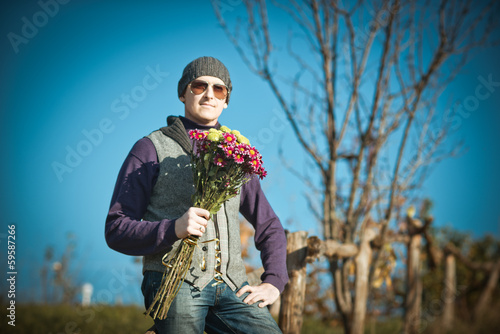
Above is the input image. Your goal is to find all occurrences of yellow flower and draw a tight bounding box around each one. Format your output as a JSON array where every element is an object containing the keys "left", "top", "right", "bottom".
[
  {"left": 230, "top": 130, "right": 240, "bottom": 136},
  {"left": 219, "top": 126, "right": 231, "bottom": 133},
  {"left": 407, "top": 205, "right": 416, "bottom": 218}
]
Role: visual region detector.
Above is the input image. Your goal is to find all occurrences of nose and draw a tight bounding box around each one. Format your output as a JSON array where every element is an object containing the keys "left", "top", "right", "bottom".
[{"left": 203, "top": 85, "right": 215, "bottom": 99}]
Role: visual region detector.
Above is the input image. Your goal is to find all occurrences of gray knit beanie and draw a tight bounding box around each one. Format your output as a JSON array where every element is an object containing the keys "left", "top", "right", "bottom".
[{"left": 177, "top": 56, "right": 232, "bottom": 103}]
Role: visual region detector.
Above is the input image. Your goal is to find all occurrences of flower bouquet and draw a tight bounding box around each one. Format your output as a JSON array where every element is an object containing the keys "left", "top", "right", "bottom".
[{"left": 145, "top": 126, "right": 267, "bottom": 320}]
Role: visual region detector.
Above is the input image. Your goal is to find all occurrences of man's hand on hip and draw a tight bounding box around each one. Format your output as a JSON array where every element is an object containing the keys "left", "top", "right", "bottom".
[{"left": 236, "top": 283, "right": 280, "bottom": 308}]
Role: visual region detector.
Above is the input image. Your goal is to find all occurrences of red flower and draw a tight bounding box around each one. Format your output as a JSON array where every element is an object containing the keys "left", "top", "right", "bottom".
[
  {"left": 222, "top": 145, "right": 235, "bottom": 157},
  {"left": 189, "top": 129, "right": 207, "bottom": 140},
  {"left": 249, "top": 158, "right": 260, "bottom": 170},
  {"left": 222, "top": 133, "right": 237, "bottom": 144},
  {"left": 247, "top": 146, "right": 258, "bottom": 158},
  {"left": 233, "top": 153, "right": 245, "bottom": 163},
  {"left": 235, "top": 144, "right": 248, "bottom": 155},
  {"left": 200, "top": 142, "right": 210, "bottom": 152},
  {"left": 214, "top": 154, "right": 226, "bottom": 167}
]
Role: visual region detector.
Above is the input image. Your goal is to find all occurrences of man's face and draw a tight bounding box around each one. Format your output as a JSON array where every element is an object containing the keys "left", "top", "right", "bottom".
[{"left": 180, "top": 75, "right": 228, "bottom": 126}]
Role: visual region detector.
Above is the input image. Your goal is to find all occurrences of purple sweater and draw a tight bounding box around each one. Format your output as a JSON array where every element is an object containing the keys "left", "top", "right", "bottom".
[{"left": 105, "top": 116, "right": 289, "bottom": 292}]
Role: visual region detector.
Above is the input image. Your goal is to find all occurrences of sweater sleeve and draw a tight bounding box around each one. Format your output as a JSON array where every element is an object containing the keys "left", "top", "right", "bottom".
[
  {"left": 105, "top": 137, "right": 179, "bottom": 256},
  {"left": 240, "top": 177, "right": 289, "bottom": 293}
]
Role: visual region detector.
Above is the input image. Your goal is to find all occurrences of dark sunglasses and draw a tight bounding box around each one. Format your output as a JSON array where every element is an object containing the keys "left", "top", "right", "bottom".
[{"left": 189, "top": 80, "right": 228, "bottom": 100}]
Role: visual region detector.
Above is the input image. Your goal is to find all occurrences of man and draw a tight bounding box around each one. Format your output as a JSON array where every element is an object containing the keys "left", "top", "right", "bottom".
[{"left": 105, "top": 56, "right": 288, "bottom": 333}]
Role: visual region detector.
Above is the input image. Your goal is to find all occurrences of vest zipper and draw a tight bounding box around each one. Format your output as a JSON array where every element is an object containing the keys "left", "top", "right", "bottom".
[
  {"left": 213, "top": 213, "right": 220, "bottom": 241},
  {"left": 213, "top": 212, "right": 223, "bottom": 286}
]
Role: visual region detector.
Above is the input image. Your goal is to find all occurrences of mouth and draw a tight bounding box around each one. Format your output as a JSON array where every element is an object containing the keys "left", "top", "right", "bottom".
[{"left": 200, "top": 103, "right": 215, "bottom": 108}]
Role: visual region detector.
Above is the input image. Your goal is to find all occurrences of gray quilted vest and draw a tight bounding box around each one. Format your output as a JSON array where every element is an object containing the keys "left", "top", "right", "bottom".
[{"left": 142, "top": 117, "right": 247, "bottom": 291}]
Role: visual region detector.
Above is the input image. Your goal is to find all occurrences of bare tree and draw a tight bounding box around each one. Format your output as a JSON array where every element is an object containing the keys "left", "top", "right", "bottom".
[{"left": 213, "top": 0, "right": 499, "bottom": 333}]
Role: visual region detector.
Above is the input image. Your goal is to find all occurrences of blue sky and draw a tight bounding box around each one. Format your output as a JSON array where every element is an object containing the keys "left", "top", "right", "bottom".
[{"left": 1, "top": 0, "right": 499, "bottom": 305}]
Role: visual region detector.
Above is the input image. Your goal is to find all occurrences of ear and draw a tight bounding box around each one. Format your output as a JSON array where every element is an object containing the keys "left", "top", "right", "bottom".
[
  {"left": 223, "top": 102, "right": 228, "bottom": 109},
  {"left": 179, "top": 95, "right": 185, "bottom": 103}
]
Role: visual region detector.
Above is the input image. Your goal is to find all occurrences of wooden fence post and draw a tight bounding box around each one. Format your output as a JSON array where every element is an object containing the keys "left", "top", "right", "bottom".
[
  {"left": 404, "top": 217, "right": 423, "bottom": 334},
  {"left": 351, "top": 229, "right": 376, "bottom": 334},
  {"left": 278, "top": 231, "right": 308, "bottom": 334},
  {"left": 473, "top": 260, "right": 500, "bottom": 320},
  {"left": 442, "top": 253, "right": 456, "bottom": 331}
]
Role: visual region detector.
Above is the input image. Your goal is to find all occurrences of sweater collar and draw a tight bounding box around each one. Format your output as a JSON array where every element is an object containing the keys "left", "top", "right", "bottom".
[
  {"left": 162, "top": 116, "right": 221, "bottom": 155},
  {"left": 178, "top": 116, "right": 220, "bottom": 131}
]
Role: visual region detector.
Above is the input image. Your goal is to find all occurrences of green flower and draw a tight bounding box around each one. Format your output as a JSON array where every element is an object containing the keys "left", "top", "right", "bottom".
[
  {"left": 207, "top": 132, "right": 221, "bottom": 142},
  {"left": 236, "top": 135, "right": 250, "bottom": 145},
  {"left": 219, "top": 126, "right": 231, "bottom": 133}
]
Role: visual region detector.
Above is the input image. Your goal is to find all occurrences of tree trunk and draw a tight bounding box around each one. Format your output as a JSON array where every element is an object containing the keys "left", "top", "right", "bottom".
[
  {"left": 351, "top": 229, "right": 376, "bottom": 334},
  {"left": 473, "top": 260, "right": 500, "bottom": 320},
  {"left": 404, "top": 218, "right": 423, "bottom": 334},
  {"left": 310, "top": 236, "right": 359, "bottom": 334},
  {"left": 279, "top": 231, "right": 308, "bottom": 334},
  {"left": 442, "top": 253, "right": 456, "bottom": 331},
  {"left": 330, "top": 258, "right": 352, "bottom": 334}
]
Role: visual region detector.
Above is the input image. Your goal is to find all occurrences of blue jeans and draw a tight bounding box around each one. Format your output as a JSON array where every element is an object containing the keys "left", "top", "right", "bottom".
[{"left": 142, "top": 271, "right": 282, "bottom": 334}]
